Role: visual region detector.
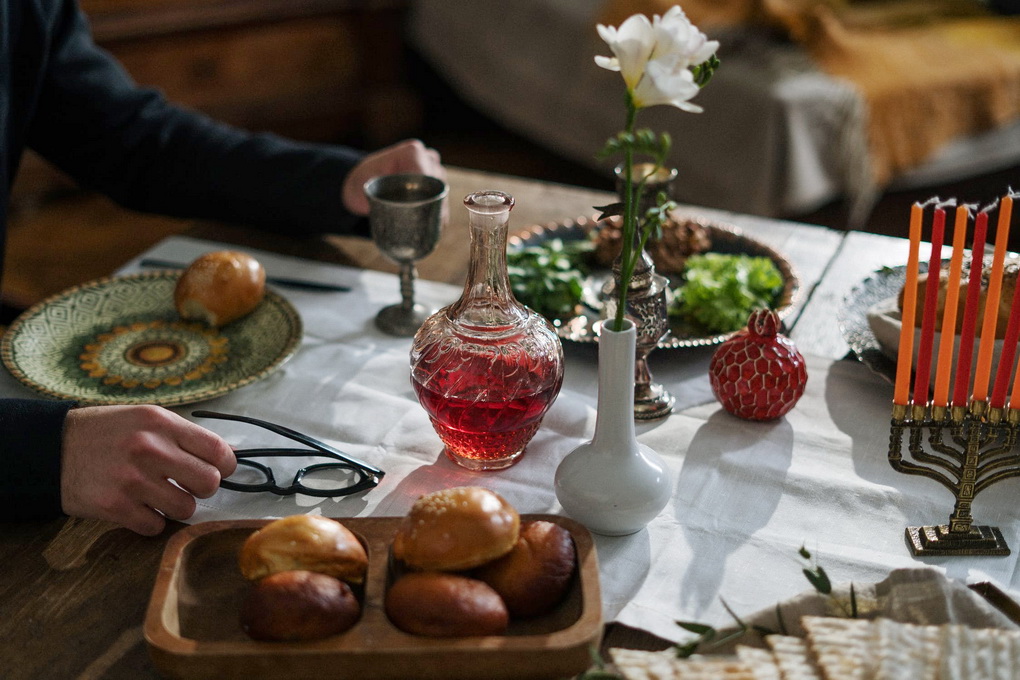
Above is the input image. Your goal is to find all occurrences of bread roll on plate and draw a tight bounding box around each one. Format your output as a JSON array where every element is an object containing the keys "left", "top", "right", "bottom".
[
  {"left": 391, "top": 487, "right": 520, "bottom": 571},
  {"left": 174, "top": 250, "right": 266, "bottom": 327},
  {"left": 239, "top": 515, "right": 368, "bottom": 584}
]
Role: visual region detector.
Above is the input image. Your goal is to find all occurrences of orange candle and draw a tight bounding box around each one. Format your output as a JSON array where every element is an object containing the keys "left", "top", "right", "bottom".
[
  {"left": 913, "top": 208, "right": 947, "bottom": 405},
  {"left": 952, "top": 209, "right": 989, "bottom": 407},
  {"left": 972, "top": 196, "right": 1013, "bottom": 403},
  {"left": 933, "top": 204, "right": 968, "bottom": 407},
  {"left": 894, "top": 203, "right": 924, "bottom": 405}
]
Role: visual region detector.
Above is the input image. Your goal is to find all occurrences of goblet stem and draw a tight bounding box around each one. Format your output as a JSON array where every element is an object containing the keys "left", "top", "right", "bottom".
[{"left": 399, "top": 261, "right": 417, "bottom": 311}]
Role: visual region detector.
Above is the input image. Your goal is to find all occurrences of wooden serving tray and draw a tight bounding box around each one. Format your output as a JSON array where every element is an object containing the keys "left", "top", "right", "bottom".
[{"left": 144, "top": 514, "right": 602, "bottom": 679}]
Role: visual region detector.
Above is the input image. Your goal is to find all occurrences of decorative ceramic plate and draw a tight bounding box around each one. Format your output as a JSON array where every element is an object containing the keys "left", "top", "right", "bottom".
[
  {"left": 1, "top": 272, "right": 302, "bottom": 406},
  {"left": 509, "top": 214, "right": 800, "bottom": 349}
]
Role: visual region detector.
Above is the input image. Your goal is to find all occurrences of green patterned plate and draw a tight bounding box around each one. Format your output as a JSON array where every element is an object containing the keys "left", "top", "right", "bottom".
[{"left": 1, "top": 271, "right": 302, "bottom": 406}]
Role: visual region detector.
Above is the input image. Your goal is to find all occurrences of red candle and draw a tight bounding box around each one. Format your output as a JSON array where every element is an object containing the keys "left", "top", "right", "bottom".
[
  {"left": 933, "top": 205, "right": 968, "bottom": 407},
  {"left": 913, "top": 208, "right": 947, "bottom": 405},
  {"left": 972, "top": 197, "right": 1013, "bottom": 403},
  {"left": 894, "top": 203, "right": 924, "bottom": 406},
  {"left": 952, "top": 209, "right": 989, "bottom": 407}
]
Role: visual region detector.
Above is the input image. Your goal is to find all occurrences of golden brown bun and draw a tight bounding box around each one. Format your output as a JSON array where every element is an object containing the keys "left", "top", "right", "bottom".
[
  {"left": 240, "top": 570, "right": 360, "bottom": 641},
  {"left": 384, "top": 572, "right": 509, "bottom": 637},
  {"left": 474, "top": 520, "right": 577, "bottom": 619},
  {"left": 174, "top": 250, "right": 266, "bottom": 326},
  {"left": 239, "top": 515, "right": 368, "bottom": 584},
  {"left": 391, "top": 487, "right": 520, "bottom": 571},
  {"left": 899, "top": 259, "right": 1018, "bottom": 339}
]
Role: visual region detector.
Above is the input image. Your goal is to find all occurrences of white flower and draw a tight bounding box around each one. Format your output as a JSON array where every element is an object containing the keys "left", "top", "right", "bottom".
[{"left": 596, "top": 5, "right": 719, "bottom": 112}]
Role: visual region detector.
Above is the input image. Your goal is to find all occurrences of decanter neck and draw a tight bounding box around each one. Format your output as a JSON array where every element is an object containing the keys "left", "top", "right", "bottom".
[{"left": 450, "top": 191, "right": 527, "bottom": 328}]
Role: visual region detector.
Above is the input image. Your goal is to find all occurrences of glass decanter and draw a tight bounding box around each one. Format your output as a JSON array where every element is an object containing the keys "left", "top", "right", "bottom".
[{"left": 410, "top": 191, "right": 564, "bottom": 471}]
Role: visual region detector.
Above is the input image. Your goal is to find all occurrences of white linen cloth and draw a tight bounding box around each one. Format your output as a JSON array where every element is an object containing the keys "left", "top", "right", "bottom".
[{"left": 4, "top": 235, "right": 1020, "bottom": 645}]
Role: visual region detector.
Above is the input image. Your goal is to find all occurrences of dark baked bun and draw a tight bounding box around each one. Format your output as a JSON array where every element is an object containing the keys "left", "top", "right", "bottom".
[
  {"left": 474, "top": 520, "right": 576, "bottom": 618},
  {"left": 385, "top": 572, "right": 509, "bottom": 637},
  {"left": 899, "top": 257, "right": 1018, "bottom": 339},
  {"left": 174, "top": 250, "right": 266, "bottom": 326},
  {"left": 239, "top": 515, "right": 368, "bottom": 584},
  {"left": 240, "top": 570, "right": 360, "bottom": 641},
  {"left": 392, "top": 487, "right": 520, "bottom": 571}
]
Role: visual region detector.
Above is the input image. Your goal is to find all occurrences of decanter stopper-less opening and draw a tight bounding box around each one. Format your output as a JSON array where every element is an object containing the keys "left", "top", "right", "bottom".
[{"left": 410, "top": 191, "right": 565, "bottom": 471}]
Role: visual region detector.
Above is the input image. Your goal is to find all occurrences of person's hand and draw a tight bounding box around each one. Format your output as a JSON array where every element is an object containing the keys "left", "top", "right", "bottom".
[
  {"left": 60, "top": 405, "right": 236, "bottom": 535},
  {"left": 341, "top": 138, "right": 445, "bottom": 217}
]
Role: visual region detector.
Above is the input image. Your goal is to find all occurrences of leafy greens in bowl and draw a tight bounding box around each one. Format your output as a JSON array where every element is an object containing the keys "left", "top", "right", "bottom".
[{"left": 507, "top": 215, "right": 798, "bottom": 348}]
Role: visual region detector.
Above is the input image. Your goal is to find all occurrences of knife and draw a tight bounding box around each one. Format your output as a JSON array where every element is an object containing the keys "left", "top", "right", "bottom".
[{"left": 139, "top": 258, "right": 352, "bottom": 292}]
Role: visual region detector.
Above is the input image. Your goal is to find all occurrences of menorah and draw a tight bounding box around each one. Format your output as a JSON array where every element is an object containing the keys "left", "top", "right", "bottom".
[{"left": 890, "top": 191, "right": 1017, "bottom": 557}]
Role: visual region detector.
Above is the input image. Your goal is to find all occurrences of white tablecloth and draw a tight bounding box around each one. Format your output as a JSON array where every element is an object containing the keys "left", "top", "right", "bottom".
[{"left": 4, "top": 235, "right": 1020, "bottom": 644}]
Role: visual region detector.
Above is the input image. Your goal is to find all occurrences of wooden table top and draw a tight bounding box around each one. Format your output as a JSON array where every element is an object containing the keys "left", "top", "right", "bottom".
[{"left": 0, "top": 166, "right": 913, "bottom": 679}]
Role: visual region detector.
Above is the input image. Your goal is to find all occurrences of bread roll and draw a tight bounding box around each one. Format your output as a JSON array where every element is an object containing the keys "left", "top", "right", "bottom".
[
  {"left": 391, "top": 487, "right": 520, "bottom": 571},
  {"left": 239, "top": 515, "right": 368, "bottom": 584},
  {"left": 474, "top": 520, "right": 576, "bottom": 618},
  {"left": 899, "top": 257, "right": 1018, "bottom": 339},
  {"left": 240, "top": 570, "right": 360, "bottom": 641},
  {"left": 384, "top": 572, "right": 509, "bottom": 637},
  {"left": 174, "top": 250, "right": 266, "bottom": 326}
]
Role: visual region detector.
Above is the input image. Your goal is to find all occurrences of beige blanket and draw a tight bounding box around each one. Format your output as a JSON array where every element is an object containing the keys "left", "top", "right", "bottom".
[{"left": 598, "top": 0, "right": 1020, "bottom": 186}]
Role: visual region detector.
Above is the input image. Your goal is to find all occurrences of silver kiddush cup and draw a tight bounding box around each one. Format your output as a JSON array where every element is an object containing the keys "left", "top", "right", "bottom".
[{"left": 364, "top": 174, "right": 448, "bottom": 337}]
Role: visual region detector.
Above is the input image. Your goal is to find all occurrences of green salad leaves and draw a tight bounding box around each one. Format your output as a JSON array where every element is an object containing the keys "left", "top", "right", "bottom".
[
  {"left": 507, "top": 239, "right": 784, "bottom": 334},
  {"left": 507, "top": 238, "right": 592, "bottom": 321},
  {"left": 669, "top": 253, "right": 784, "bottom": 333}
]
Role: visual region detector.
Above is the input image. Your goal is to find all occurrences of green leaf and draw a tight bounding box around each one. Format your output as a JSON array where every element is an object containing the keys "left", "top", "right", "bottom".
[
  {"left": 803, "top": 566, "right": 832, "bottom": 595},
  {"left": 676, "top": 621, "right": 715, "bottom": 636},
  {"left": 594, "top": 202, "right": 624, "bottom": 221},
  {"left": 798, "top": 545, "right": 812, "bottom": 560}
]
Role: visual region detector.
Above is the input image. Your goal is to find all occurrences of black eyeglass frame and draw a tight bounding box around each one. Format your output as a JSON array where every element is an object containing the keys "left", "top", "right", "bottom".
[{"left": 193, "top": 410, "right": 385, "bottom": 498}]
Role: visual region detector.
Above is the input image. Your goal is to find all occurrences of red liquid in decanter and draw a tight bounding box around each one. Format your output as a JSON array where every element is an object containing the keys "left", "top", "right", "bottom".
[
  {"left": 410, "top": 190, "right": 563, "bottom": 470},
  {"left": 412, "top": 339, "right": 563, "bottom": 463}
]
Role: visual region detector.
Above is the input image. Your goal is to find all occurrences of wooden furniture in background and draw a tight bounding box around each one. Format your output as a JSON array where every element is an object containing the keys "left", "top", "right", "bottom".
[{"left": 4, "top": 0, "right": 418, "bottom": 312}]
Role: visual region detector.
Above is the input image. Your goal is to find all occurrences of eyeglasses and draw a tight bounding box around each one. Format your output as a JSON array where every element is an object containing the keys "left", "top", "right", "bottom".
[{"left": 193, "top": 410, "right": 385, "bottom": 498}]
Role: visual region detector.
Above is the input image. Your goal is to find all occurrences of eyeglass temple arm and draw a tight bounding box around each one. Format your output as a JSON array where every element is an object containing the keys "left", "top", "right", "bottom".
[{"left": 191, "top": 410, "right": 385, "bottom": 478}]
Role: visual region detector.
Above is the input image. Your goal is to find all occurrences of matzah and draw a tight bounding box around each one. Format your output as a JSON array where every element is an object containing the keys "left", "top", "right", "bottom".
[
  {"left": 802, "top": 616, "right": 877, "bottom": 680},
  {"left": 766, "top": 635, "right": 822, "bottom": 679},
  {"left": 736, "top": 645, "right": 782, "bottom": 680}
]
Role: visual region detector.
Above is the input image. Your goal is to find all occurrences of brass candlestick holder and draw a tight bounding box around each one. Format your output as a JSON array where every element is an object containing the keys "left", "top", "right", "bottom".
[{"left": 889, "top": 401, "right": 1017, "bottom": 556}]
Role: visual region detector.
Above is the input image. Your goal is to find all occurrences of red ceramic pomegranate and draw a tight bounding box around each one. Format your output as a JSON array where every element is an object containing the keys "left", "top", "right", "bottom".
[{"left": 709, "top": 309, "right": 807, "bottom": 420}]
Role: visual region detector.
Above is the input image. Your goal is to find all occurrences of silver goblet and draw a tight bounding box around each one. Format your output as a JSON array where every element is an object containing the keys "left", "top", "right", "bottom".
[{"left": 364, "top": 174, "right": 448, "bottom": 336}]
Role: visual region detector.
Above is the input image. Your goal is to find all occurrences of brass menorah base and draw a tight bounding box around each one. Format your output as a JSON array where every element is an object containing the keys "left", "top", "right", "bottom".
[
  {"left": 905, "top": 524, "right": 1009, "bottom": 557},
  {"left": 889, "top": 402, "right": 1019, "bottom": 557}
]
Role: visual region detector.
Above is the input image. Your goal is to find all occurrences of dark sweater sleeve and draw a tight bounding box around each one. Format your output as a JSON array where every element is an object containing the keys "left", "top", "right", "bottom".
[
  {"left": 25, "top": 0, "right": 369, "bottom": 238},
  {"left": 0, "top": 399, "right": 76, "bottom": 519}
]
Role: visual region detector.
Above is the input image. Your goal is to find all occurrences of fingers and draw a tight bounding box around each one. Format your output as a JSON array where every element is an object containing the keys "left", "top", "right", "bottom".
[
  {"left": 342, "top": 138, "right": 445, "bottom": 216},
  {"left": 169, "top": 412, "right": 237, "bottom": 479},
  {"left": 59, "top": 405, "right": 233, "bottom": 535}
]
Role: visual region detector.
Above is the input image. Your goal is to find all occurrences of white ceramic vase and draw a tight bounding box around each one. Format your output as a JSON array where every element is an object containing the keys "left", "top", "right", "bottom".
[{"left": 554, "top": 319, "right": 672, "bottom": 536}]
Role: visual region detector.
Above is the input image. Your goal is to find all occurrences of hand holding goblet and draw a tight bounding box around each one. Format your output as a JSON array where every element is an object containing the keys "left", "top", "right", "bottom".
[{"left": 364, "top": 174, "right": 448, "bottom": 336}]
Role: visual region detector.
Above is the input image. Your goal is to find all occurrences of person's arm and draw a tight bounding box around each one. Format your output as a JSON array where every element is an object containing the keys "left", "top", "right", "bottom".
[
  {"left": 0, "top": 399, "right": 237, "bottom": 534},
  {"left": 0, "top": 399, "right": 76, "bottom": 519},
  {"left": 26, "top": 0, "right": 368, "bottom": 236}
]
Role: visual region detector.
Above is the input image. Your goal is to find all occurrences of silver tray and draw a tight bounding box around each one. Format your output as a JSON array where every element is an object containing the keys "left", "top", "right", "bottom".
[
  {"left": 509, "top": 214, "right": 800, "bottom": 349},
  {"left": 838, "top": 261, "right": 939, "bottom": 385}
]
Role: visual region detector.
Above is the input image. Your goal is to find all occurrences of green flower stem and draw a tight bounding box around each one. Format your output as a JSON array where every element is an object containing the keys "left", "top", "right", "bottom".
[{"left": 612, "top": 96, "right": 639, "bottom": 332}]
